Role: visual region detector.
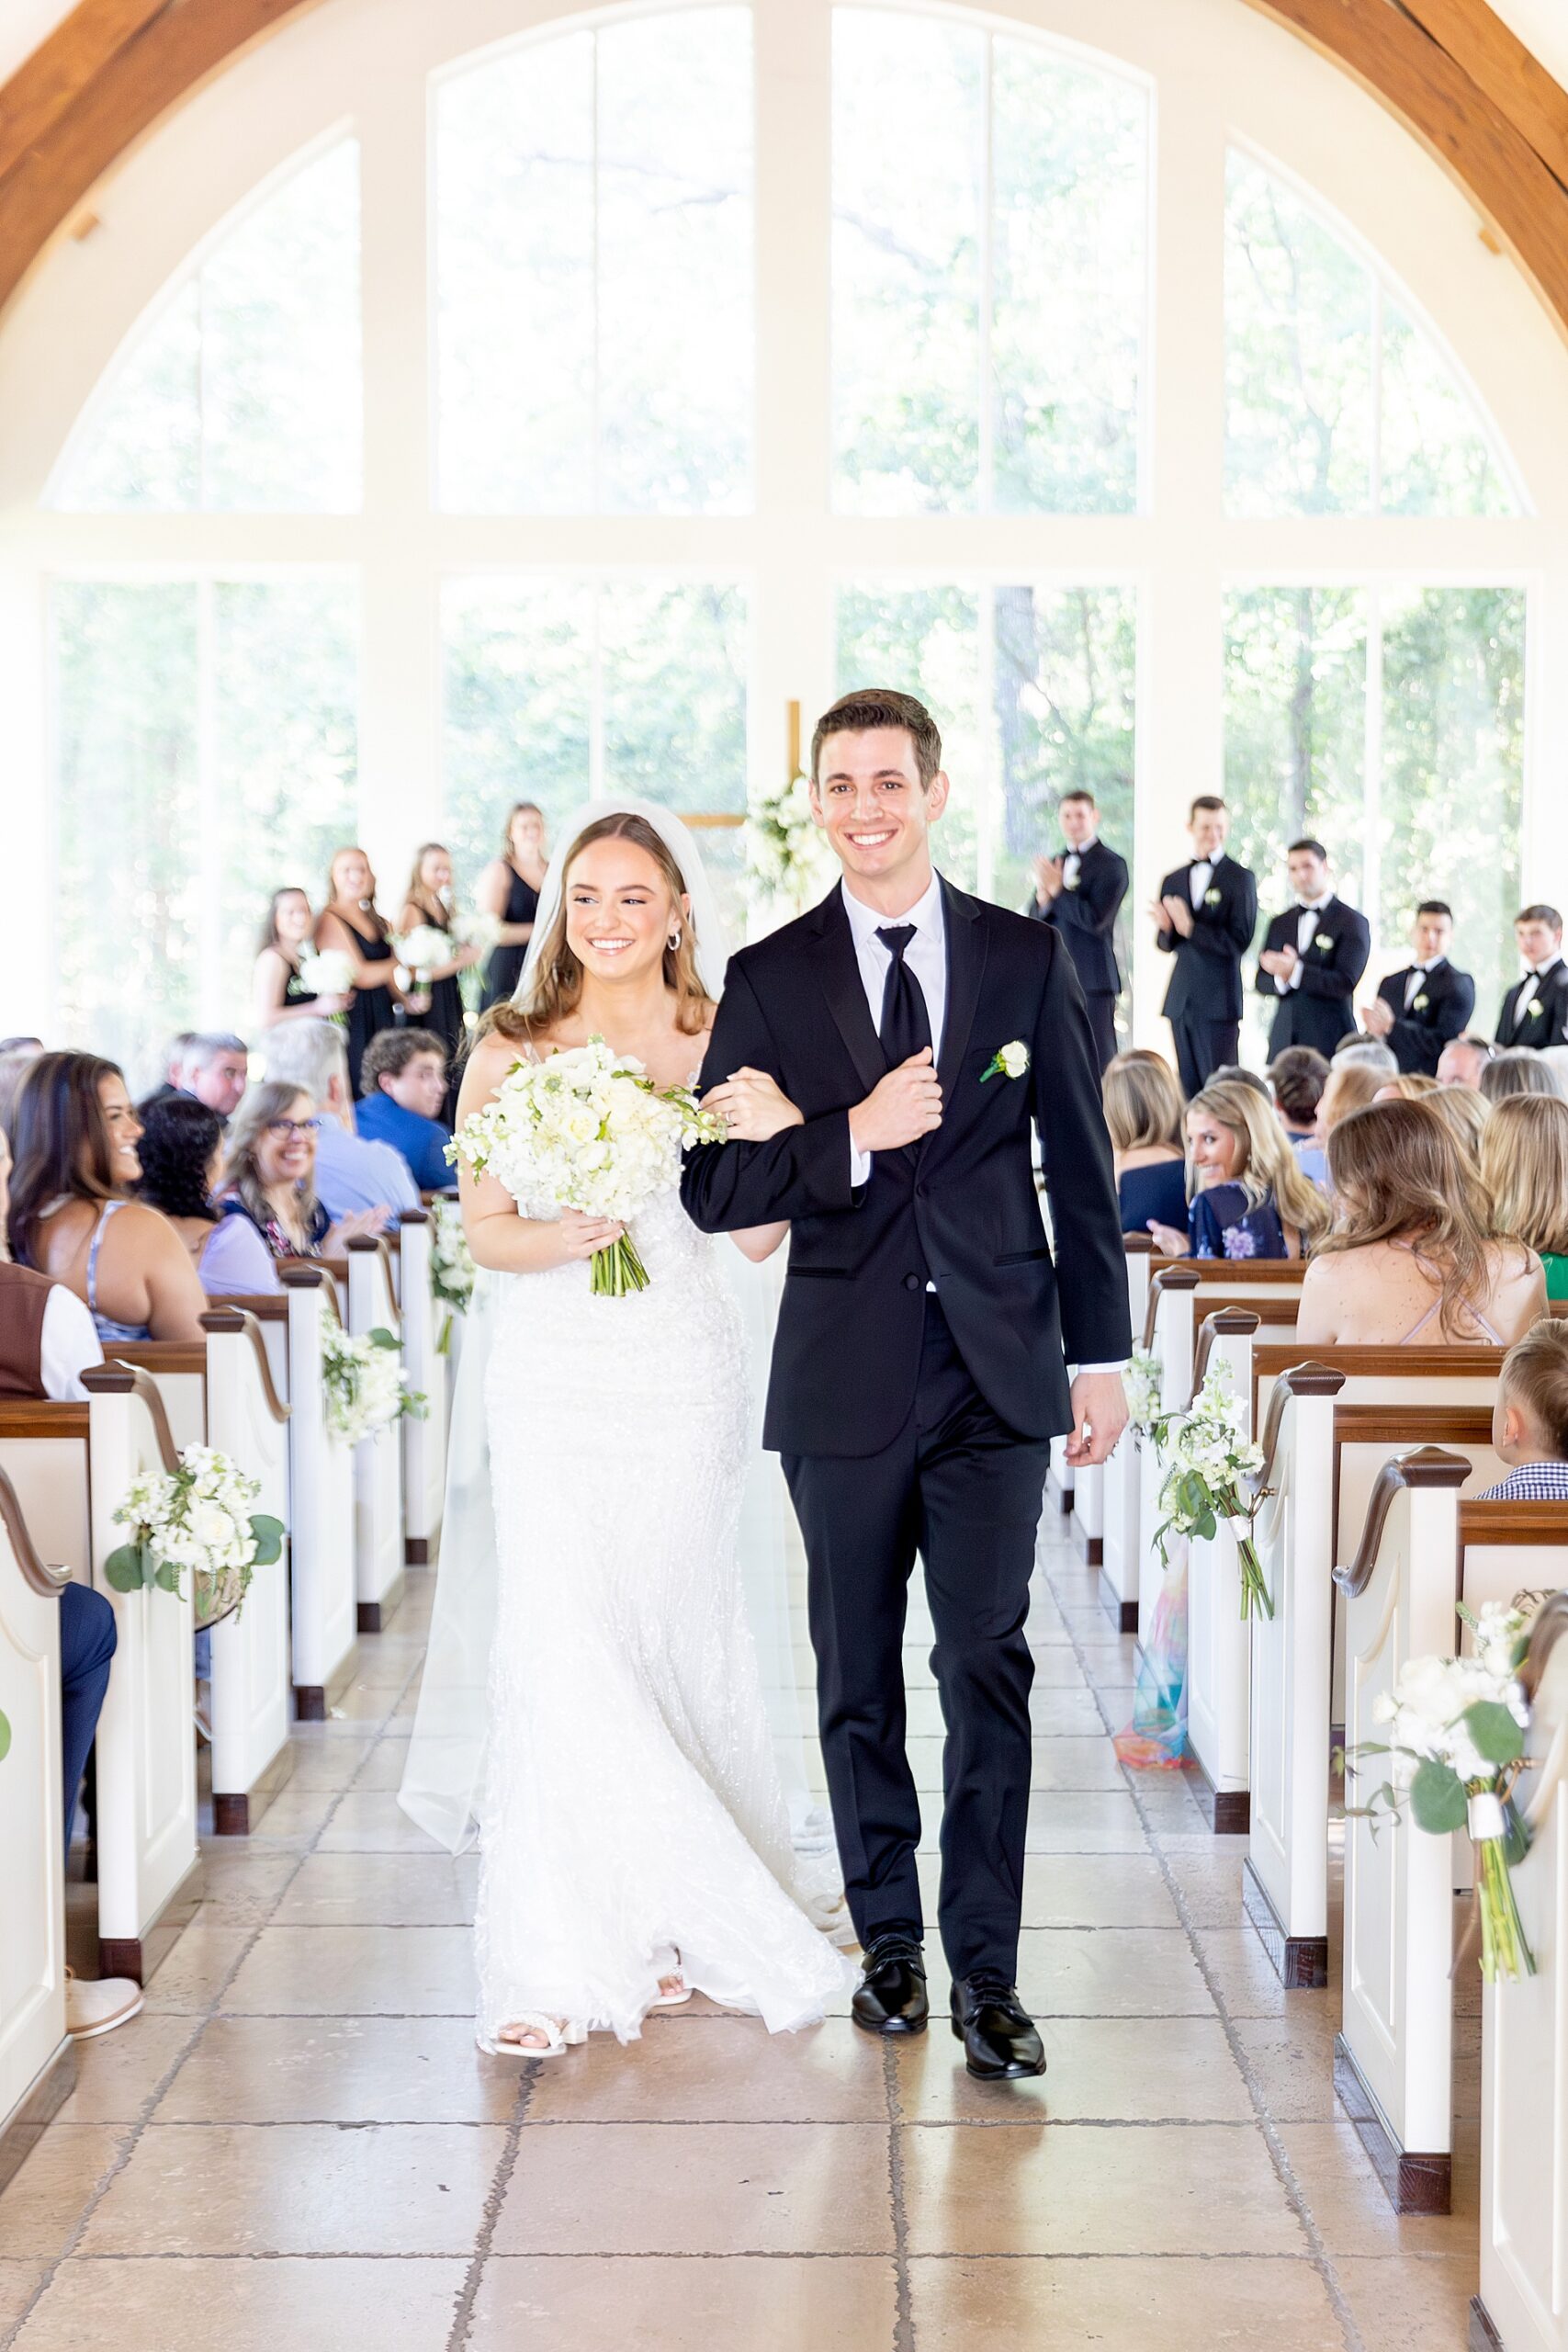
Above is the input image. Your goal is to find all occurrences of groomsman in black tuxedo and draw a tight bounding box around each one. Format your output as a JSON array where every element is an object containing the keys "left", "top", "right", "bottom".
[
  {"left": 1359, "top": 901, "right": 1475, "bottom": 1076},
  {"left": 1256, "top": 841, "right": 1371, "bottom": 1060},
  {"left": 1151, "top": 797, "right": 1257, "bottom": 1098},
  {"left": 1496, "top": 905, "right": 1568, "bottom": 1048},
  {"left": 1027, "top": 788, "right": 1129, "bottom": 1073}
]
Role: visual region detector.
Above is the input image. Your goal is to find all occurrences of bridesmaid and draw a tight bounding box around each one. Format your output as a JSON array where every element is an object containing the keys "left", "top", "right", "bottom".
[
  {"left": 398, "top": 843, "right": 480, "bottom": 1123},
  {"left": 316, "top": 847, "right": 429, "bottom": 1102},
  {"left": 253, "top": 888, "right": 352, "bottom": 1035},
  {"left": 477, "top": 801, "right": 548, "bottom": 1011}
]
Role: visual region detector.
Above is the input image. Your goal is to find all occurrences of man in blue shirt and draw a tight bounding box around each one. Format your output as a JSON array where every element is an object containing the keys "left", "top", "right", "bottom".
[
  {"left": 355, "top": 1028, "right": 457, "bottom": 1196},
  {"left": 263, "top": 1020, "right": 421, "bottom": 1222}
]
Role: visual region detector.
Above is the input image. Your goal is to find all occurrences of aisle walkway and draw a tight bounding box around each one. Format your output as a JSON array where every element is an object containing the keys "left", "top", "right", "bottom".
[{"left": 0, "top": 1530, "right": 1480, "bottom": 2351}]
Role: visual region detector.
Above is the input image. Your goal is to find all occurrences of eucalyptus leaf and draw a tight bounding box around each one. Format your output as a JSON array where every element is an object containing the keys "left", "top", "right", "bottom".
[
  {"left": 368, "top": 1328, "right": 399, "bottom": 1351},
  {"left": 1504, "top": 1797, "right": 1532, "bottom": 1869},
  {"left": 103, "top": 1542, "right": 148, "bottom": 1593},
  {"left": 1410, "top": 1757, "right": 1469, "bottom": 1836},
  {"left": 153, "top": 1560, "right": 181, "bottom": 1594},
  {"left": 249, "top": 1514, "right": 284, "bottom": 1565},
  {"left": 0, "top": 1707, "right": 10, "bottom": 1763},
  {"left": 1463, "top": 1700, "right": 1525, "bottom": 1767}
]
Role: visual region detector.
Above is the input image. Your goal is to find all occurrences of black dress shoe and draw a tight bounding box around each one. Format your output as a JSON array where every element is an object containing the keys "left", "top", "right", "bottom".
[
  {"left": 950, "top": 1976, "right": 1046, "bottom": 2080},
  {"left": 852, "top": 1933, "right": 929, "bottom": 2036}
]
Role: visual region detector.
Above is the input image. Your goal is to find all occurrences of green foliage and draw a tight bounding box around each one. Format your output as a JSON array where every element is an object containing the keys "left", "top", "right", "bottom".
[
  {"left": 1410, "top": 1757, "right": 1470, "bottom": 1836},
  {"left": 250, "top": 1514, "right": 284, "bottom": 1566},
  {"left": 0, "top": 1708, "right": 9, "bottom": 1764},
  {"left": 1463, "top": 1699, "right": 1526, "bottom": 1768},
  {"left": 103, "top": 1541, "right": 152, "bottom": 1594}
]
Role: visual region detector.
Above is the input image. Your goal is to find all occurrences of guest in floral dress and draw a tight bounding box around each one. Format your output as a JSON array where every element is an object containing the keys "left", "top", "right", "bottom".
[{"left": 1146, "top": 1079, "right": 1331, "bottom": 1263}]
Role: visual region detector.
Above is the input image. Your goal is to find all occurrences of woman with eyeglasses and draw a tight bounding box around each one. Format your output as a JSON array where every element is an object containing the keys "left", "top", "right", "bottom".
[{"left": 209, "top": 1082, "right": 384, "bottom": 1291}]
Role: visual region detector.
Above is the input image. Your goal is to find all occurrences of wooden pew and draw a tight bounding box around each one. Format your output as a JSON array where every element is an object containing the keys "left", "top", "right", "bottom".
[
  {"left": 1242, "top": 1358, "right": 1505, "bottom": 1981},
  {"left": 345, "top": 1236, "right": 405, "bottom": 1634},
  {"left": 1100, "top": 1238, "right": 1154, "bottom": 1632},
  {"left": 1332, "top": 1460, "right": 1559, "bottom": 2215},
  {"left": 102, "top": 1317, "right": 294, "bottom": 1834},
  {"left": 396, "top": 1209, "right": 445, "bottom": 1566},
  {"left": 278, "top": 1266, "right": 357, "bottom": 1719},
  {"left": 0, "top": 1369, "right": 198, "bottom": 1980},
  {"left": 1476, "top": 1569, "right": 1568, "bottom": 2352},
  {"left": 0, "top": 1469, "right": 74, "bottom": 2188}
]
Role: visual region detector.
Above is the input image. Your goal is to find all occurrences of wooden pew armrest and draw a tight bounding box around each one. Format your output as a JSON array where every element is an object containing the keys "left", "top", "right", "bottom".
[
  {"left": 1333, "top": 1447, "right": 1471, "bottom": 1599},
  {"left": 0, "top": 1466, "right": 73, "bottom": 1597},
  {"left": 80, "top": 1363, "right": 181, "bottom": 1474},
  {"left": 1252, "top": 1363, "right": 1347, "bottom": 1490},
  {"left": 199, "top": 1309, "right": 291, "bottom": 1423}
]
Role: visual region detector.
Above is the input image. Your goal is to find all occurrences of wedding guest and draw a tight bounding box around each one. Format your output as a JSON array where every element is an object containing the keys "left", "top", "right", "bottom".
[
  {"left": 0, "top": 1035, "right": 42, "bottom": 1056},
  {"left": 263, "top": 1019, "right": 414, "bottom": 1223},
  {"left": 1438, "top": 1033, "right": 1495, "bottom": 1089},
  {"left": 216, "top": 1083, "right": 386, "bottom": 1272},
  {"left": 1028, "top": 789, "right": 1129, "bottom": 1073},
  {"left": 141, "top": 1031, "right": 198, "bottom": 1109},
  {"left": 1256, "top": 841, "right": 1371, "bottom": 1059},
  {"left": 1314, "top": 1056, "right": 1385, "bottom": 1146},
  {"left": 356, "top": 1029, "right": 457, "bottom": 1194},
  {"left": 478, "top": 801, "right": 549, "bottom": 1011},
  {"left": 1481, "top": 1094, "right": 1568, "bottom": 1302},
  {"left": 1268, "top": 1046, "right": 1330, "bottom": 1185},
  {"left": 1332, "top": 1037, "right": 1398, "bottom": 1076},
  {"left": 1101, "top": 1052, "right": 1187, "bottom": 1238},
  {"left": 0, "top": 1044, "right": 40, "bottom": 1142},
  {"left": 1294, "top": 1101, "right": 1544, "bottom": 1345},
  {"left": 1374, "top": 1073, "right": 1443, "bottom": 1103},
  {"left": 254, "top": 888, "right": 352, "bottom": 1035},
  {"left": 1151, "top": 797, "right": 1257, "bottom": 1097},
  {"left": 1480, "top": 1048, "right": 1565, "bottom": 1105},
  {"left": 141, "top": 1032, "right": 250, "bottom": 1125},
  {"left": 1145, "top": 1079, "right": 1330, "bottom": 1261},
  {"left": 1210, "top": 1065, "right": 1270, "bottom": 1098},
  {"left": 398, "top": 843, "right": 480, "bottom": 1115},
  {"left": 316, "top": 847, "right": 429, "bottom": 1099},
  {"left": 1497, "top": 905, "right": 1568, "bottom": 1049},
  {"left": 0, "top": 1124, "right": 141, "bottom": 2041},
  {"left": 133, "top": 1094, "right": 251, "bottom": 1295},
  {"left": 1479, "top": 1318, "right": 1568, "bottom": 1501},
  {"left": 1360, "top": 901, "right": 1474, "bottom": 1075},
  {"left": 1427, "top": 1077, "right": 1490, "bottom": 1168},
  {"left": 8, "top": 1052, "right": 208, "bottom": 1342}
]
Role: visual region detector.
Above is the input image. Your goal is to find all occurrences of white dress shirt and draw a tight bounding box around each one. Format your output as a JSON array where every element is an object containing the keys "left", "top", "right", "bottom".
[
  {"left": 1278, "top": 891, "right": 1333, "bottom": 994},
  {"left": 1404, "top": 956, "right": 1445, "bottom": 1010},
  {"left": 1513, "top": 955, "right": 1563, "bottom": 1023},
  {"left": 40, "top": 1283, "right": 105, "bottom": 1401},
  {"left": 1188, "top": 858, "right": 1213, "bottom": 907},
  {"left": 841, "top": 876, "right": 1122, "bottom": 1375}
]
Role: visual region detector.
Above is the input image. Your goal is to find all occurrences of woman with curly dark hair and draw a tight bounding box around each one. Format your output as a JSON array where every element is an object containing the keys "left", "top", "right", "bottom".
[{"left": 134, "top": 1094, "right": 229, "bottom": 1289}]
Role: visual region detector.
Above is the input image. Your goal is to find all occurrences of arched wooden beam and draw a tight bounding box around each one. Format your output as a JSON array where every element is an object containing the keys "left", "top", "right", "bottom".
[{"left": 1, "top": 0, "right": 1568, "bottom": 333}]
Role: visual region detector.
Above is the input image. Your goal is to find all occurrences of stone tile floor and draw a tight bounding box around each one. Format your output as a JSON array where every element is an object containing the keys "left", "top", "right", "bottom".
[{"left": 0, "top": 1532, "right": 1482, "bottom": 2350}]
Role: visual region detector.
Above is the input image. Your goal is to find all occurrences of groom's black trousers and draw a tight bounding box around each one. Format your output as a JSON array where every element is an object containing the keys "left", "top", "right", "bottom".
[{"left": 783, "top": 1295, "right": 1051, "bottom": 1982}]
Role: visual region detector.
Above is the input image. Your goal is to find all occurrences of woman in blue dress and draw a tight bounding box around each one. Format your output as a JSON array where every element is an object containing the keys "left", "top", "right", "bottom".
[
  {"left": 1146, "top": 1079, "right": 1332, "bottom": 1262},
  {"left": 1101, "top": 1050, "right": 1189, "bottom": 1238}
]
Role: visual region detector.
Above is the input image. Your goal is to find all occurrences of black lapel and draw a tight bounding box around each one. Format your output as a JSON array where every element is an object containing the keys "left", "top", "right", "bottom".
[
  {"left": 935, "top": 878, "right": 986, "bottom": 1107},
  {"left": 809, "top": 887, "right": 885, "bottom": 1097}
]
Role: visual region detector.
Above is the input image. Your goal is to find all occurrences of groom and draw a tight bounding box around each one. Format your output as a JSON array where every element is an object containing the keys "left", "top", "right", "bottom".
[{"left": 682, "top": 688, "right": 1130, "bottom": 2081}]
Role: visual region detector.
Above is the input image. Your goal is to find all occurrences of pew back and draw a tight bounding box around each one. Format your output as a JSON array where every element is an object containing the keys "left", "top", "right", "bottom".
[{"left": 0, "top": 1470, "right": 71, "bottom": 2163}]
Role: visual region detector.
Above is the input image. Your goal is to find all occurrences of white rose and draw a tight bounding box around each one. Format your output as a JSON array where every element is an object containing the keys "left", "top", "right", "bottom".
[{"left": 998, "top": 1041, "right": 1030, "bottom": 1079}]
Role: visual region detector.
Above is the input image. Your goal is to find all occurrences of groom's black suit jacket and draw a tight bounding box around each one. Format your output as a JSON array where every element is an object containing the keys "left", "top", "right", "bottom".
[{"left": 681, "top": 879, "right": 1132, "bottom": 1460}]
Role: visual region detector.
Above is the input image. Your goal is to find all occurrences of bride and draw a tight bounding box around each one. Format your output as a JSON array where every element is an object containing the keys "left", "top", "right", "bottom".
[{"left": 400, "top": 801, "right": 851, "bottom": 2054}]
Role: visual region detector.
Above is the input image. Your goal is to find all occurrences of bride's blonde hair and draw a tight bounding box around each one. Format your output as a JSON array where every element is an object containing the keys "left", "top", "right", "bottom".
[{"left": 474, "top": 811, "right": 716, "bottom": 1048}]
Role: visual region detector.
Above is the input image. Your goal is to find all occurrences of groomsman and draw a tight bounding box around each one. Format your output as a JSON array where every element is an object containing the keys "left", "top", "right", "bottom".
[
  {"left": 1151, "top": 797, "right": 1258, "bottom": 1099},
  {"left": 1256, "top": 840, "right": 1371, "bottom": 1060},
  {"left": 1496, "top": 904, "right": 1568, "bottom": 1047},
  {"left": 1028, "top": 789, "right": 1129, "bottom": 1073},
  {"left": 1359, "top": 901, "right": 1475, "bottom": 1076}
]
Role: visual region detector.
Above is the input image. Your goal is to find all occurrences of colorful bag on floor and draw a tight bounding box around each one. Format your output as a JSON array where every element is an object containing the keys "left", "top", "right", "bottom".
[{"left": 1115, "top": 1532, "right": 1188, "bottom": 1769}]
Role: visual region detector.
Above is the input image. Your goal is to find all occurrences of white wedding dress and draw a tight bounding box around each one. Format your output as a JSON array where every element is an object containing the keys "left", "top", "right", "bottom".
[{"left": 474, "top": 1166, "right": 852, "bottom": 2049}]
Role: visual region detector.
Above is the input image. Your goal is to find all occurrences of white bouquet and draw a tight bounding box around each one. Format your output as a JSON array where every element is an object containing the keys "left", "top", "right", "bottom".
[
  {"left": 321, "top": 1324, "right": 426, "bottom": 1447},
  {"left": 745, "top": 770, "right": 838, "bottom": 907},
  {"left": 1124, "top": 1345, "right": 1166, "bottom": 1440},
  {"left": 107, "top": 1445, "right": 282, "bottom": 1628},
  {"left": 297, "top": 948, "right": 355, "bottom": 999},
  {"left": 394, "top": 924, "right": 454, "bottom": 982},
  {"left": 453, "top": 909, "right": 502, "bottom": 958},
  {"left": 1153, "top": 1364, "right": 1270, "bottom": 1619},
  {"left": 1351, "top": 1600, "right": 1539, "bottom": 1981},
  {"left": 452, "top": 1035, "right": 727, "bottom": 1297},
  {"left": 430, "top": 1197, "right": 475, "bottom": 1351}
]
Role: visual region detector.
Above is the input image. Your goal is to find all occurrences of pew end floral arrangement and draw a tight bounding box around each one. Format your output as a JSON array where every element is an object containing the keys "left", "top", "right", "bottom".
[
  {"left": 321, "top": 1326, "right": 426, "bottom": 1447},
  {"left": 1150, "top": 1364, "right": 1271, "bottom": 1620},
  {"left": 1347, "top": 1599, "right": 1540, "bottom": 1982},
  {"left": 107, "top": 1447, "right": 282, "bottom": 1629}
]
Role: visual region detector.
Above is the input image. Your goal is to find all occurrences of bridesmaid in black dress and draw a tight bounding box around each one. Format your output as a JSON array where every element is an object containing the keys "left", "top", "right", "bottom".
[
  {"left": 399, "top": 843, "right": 481, "bottom": 1125},
  {"left": 477, "top": 801, "right": 548, "bottom": 1011},
  {"left": 317, "top": 848, "right": 430, "bottom": 1101},
  {"left": 253, "top": 888, "right": 354, "bottom": 1037}
]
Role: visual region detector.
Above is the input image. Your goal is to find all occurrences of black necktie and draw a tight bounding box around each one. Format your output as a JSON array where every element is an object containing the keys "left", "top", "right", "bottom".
[{"left": 876, "top": 924, "right": 931, "bottom": 1065}]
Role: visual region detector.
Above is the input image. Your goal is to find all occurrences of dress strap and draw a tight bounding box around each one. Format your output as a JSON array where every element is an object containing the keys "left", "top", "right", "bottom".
[{"left": 85, "top": 1199, "right": 124, "bottom": 1318}]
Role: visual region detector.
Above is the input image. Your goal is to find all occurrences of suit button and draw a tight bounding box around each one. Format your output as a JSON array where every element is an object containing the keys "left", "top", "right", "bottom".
[{"left": 903, "top": 1273, "right": 921, "bottom": 1293}]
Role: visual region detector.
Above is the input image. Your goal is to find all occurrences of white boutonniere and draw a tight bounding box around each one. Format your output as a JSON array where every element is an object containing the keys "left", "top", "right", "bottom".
[
  {"left": 1064, "top": 873, "right": 1080, "bottom": 891},
  {"left": 1413, "top": 993, "right": 1430, "bottom": 1012},
  {"left": 1203, "top": 888, "right": 1222, "bottom": 907},
  {"left": 1315, "top": 932, "right": 1334, "bottom": 954},
  {"left": 1529, "top": 998, "right": 1545, "bottom": 1018},
  {"left": 981, "top": 1040, "right": 1031, "bottom": 1083}
]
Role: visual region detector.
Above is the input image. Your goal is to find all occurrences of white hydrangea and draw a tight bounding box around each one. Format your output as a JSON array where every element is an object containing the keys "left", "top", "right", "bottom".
[
  {"left": 1372, "top": 1603, "right": 1535, "bottom": 1790},
  {"left": 321, "top": 1325, "right": 424, "bottom": 1448},
  {"left": 394, "top": 924, "right": 454, "bottom": 978},
  {"left": 297, "top": 948, "right": 355, "bottom": 997},
  {"left": 110, "top": 1448, "right": 264, "bottom": 1608}
]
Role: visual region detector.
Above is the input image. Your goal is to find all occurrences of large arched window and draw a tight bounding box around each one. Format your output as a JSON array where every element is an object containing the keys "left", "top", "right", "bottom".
[{"left": 2, "top": 0, "right": 1562, "bottom": 1080}]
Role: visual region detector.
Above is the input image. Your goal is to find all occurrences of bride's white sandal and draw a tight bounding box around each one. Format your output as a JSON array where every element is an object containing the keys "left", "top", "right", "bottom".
[
  {"left": 650, "top": 1970, "right": 693, "bottom": 2010},
  {"left": 494, "top": 2013, "right": 584, "bottom": 2057}
]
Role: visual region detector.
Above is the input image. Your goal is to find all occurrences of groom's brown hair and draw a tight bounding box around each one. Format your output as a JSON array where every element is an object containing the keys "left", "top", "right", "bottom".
[{"left": 812, "top": 688, "right": 942, "bottom": 790}]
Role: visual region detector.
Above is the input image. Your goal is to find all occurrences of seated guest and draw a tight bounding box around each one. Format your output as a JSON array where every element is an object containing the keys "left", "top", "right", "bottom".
[
  {"left": 1481, "top": 1093, "right": 1568, "bottom": 1303},
  {"left": 355, "top": 1029, "right": 457, "bottom": 1194},
  {"left": 1268, "top": 1045, "right": 1330, "bottom": 1185},
  {"left": 1314, "top": 1056, "right": 1385, "bottom": 1147},
  {"left": 8, "top": 1053, "right": 208, "bottom": 1342},
  {"left": 1438, "top": 1033, "right": 1495, "bottom": 1090},
  {"left": 1480, "top": 1048, "right": 1565, "bottom": 1105},
  {"left": 1209, "top": 1065, "right": 1269, "bottom": 1099},
  {"left": 1295, "top": 1101, "right": 1545, "bottom": 1345},
  {"left": 1101, "top": 1052, "right": 1187, "bottom": 1238},
  {"left": 1146, "top": 1079, "right": 1331, "bottom": 1262},
  {"left": 1332, "top": 1037, "right": 1398, "bottom": 1076},
  {"left": 1480, "top": 1318, "right": 1568, "bottom": 1502},
  {"left": 139, "top": 1032, "right": 249, "bottom": 1126},
  {"left": 1427, "top": 1077, "right": 1490, "bottom": 1167},
  {"left": 1373, "top": 1073, "right": 1443, "bottom": 1103},
  {"left": 1360, "top": 900, "right": 1475, "bottom": 1075},
  {"left": 1497, "top": 904, "right": 1568, "bottom": 1049},
  {"left": 134, "top": 1095, "right": 233, "bottom": 1293},
  {"left": 264, "top": 1020, "right": 417, "bottom": 1223},
  {"left": 0, "top": 1043, "right": 40, "bottom": 1142},
  {"left": 0, "top": 1123, "right": 141, "bottom": 2041},
  {"left": 140, "top": 1030, "right": 197, "bottom": 1110},
  {"left": 216, "top": 1083, "right": 384, "bottom": 1275}
]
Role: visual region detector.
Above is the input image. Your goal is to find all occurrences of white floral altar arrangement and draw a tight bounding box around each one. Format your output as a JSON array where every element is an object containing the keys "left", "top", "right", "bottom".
[
  {"left": 107, "top": 1446, "right": 283, "bottom": 1629},
  {"left": 321, "top": 1325, "right": 426, "bottom": 1447},
  {"left": 452, "top": 1035, "right": 726, "bottom": 1297},
  {"left": 745, "top": 770, "right": 838, "bottom": 910},
  {"left": 1349, "top": 1599, "right": 1540, "bottom": 1982},
  {"left": 430, "top": 1197, "right": 476, "bottom": 1351},
  {"left": 1151, "top": 1364, "right": 1270, "bottom": 1620}
]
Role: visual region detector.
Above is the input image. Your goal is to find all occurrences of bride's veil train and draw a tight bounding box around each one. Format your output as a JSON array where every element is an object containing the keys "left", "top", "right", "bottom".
[{"left": 398, "top": 797, "right": 840, "bottom": 1914}]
